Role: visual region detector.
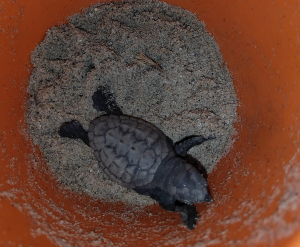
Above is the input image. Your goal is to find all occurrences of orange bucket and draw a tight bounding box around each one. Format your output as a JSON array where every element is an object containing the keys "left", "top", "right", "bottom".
[{"left": 1, "top": 1, "right": 299, "bottom": 246}]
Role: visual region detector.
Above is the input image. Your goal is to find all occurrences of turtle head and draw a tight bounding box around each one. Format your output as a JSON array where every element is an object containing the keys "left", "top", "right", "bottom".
[{"left": 164, "top": 158, "right": 211, "bottom": 205}]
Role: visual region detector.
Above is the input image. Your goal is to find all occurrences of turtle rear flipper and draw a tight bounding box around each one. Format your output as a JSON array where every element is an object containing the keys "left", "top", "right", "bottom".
[
  {"left": 92, "top": 86, "right": 123, "bottom": 115},
  {"left": 58, "top": 121, "right": 90, "bottom": 147}
]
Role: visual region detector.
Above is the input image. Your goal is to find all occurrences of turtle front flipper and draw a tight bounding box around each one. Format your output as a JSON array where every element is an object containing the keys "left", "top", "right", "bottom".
[
  {"left": 92, "top": 86, "right": 123, "bottom": 115},
  {"left": 174, "top": 201, "right": 198, "bottom": 230},
  {"left": 156, "top": 191, "right": 199, "bottom": 230},
  {"left": 58, "top": 120, "right": 90, "bottom": 147},
  {"left": 174, "top": 135, "right": 215, "bottom": 157},
  {"left": 134, "top": 187, "right": 198, "bottom": 230}
]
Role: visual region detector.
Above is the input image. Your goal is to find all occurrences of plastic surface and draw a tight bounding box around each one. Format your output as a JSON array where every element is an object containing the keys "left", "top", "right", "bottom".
[{"left": 0, "top": 0, "right": 299, "bottom": 246}]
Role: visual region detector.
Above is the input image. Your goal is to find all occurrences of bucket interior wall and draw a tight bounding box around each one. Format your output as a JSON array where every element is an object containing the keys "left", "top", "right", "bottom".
[{"left": 0, "top": 0, "right": 300, "bottom": 246}]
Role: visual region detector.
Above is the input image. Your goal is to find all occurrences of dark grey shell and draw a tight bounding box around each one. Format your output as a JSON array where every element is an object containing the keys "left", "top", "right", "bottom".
[{"left": 88, "top": 115, "right": 173, "bottom": 189}]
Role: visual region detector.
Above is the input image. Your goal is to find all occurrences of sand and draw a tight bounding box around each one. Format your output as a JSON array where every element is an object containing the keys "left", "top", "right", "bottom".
[{"left": 26, "top": 0, "right": 238, "bottom": 206}]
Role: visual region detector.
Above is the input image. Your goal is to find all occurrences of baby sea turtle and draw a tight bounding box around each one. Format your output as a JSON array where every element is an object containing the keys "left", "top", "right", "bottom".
[{"left": 58, "top": 87, "right": 214, "bottom": 230}]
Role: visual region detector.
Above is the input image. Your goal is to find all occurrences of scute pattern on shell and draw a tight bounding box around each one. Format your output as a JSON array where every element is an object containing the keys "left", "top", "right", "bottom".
[{"left": 88, "top": 115, "right": 172, "bottom": 188}]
